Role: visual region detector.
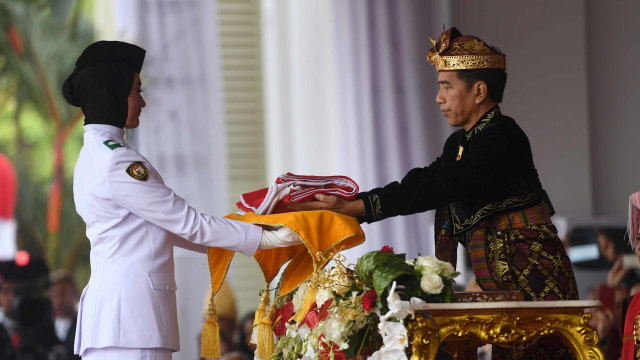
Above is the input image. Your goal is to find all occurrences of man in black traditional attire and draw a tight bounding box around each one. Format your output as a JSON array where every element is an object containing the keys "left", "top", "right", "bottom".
[{"left": 292, "top": 27, "right": 579, "bottom": 359}]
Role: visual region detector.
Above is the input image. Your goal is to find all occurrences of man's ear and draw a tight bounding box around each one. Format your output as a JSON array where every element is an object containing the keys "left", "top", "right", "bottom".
[{"left": 474, "top": 81, "right": 488, "bottom": 104}]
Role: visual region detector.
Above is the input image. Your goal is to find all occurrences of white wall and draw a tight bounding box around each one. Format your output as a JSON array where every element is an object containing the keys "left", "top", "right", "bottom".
[
  {"left": 451, "top": 0, "right": 594, "bottom": 224},
  {"left": 585, "top": 1, "right": 640, "bottom": 221},
  {"left": 451, "top": 0, "right": 640, "bottom": 226}
]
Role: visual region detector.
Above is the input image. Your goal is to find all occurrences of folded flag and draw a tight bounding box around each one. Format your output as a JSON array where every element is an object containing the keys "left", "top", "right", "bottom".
[{"left": 236, "top": 173, "right": 359, "bottom": 214}]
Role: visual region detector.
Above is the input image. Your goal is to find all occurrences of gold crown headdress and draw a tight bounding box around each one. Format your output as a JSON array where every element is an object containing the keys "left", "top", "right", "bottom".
[{"left": 427, "top": 26, "right": 506, "bottom": 71}]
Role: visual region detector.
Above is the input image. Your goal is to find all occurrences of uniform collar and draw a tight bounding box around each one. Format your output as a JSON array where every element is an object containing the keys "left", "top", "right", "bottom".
[
  {"left": 83, "top": 124, "right": 127, "bottom": 145},
  {"left": 464, "top": 106, "right": 500, "bottom": 141}
]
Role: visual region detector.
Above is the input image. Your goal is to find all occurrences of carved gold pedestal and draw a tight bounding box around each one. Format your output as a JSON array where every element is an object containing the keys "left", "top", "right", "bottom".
[{"left": 407, "top": 300, "right": 603, "bottom": 360}]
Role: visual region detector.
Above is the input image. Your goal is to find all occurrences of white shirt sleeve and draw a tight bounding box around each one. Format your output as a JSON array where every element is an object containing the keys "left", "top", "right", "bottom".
[
  {"left": 106, "top": 148, "right": 261, "bottom": 256},
  {"left": 168, "top": 232, "right": 208, "bottom": 254}
]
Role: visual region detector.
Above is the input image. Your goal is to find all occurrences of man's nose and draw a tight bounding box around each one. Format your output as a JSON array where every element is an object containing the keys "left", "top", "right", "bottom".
[{"left": 435, "top": 91, "right": 444, "bottom": 104}]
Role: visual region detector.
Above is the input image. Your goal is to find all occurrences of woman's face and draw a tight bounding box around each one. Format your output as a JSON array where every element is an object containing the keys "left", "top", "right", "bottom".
[{"left": 125, "top": 72, "right": 146, "bottom": 129}]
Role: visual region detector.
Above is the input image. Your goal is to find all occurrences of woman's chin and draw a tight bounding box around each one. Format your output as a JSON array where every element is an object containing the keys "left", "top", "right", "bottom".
[{"left": 125, "top": 119, "right": 140, "bottom": 129}]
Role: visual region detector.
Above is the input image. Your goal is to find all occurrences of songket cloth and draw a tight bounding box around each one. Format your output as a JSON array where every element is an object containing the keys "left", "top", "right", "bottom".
[
  {"left": 237, "top": 173, "right": 359, "bottom": 215},
  {"left": 621, "top": 294, "right": 640, "bottom": 359},
  {"left": 436, "top": 201, "right": 578, "bottom": 360}
]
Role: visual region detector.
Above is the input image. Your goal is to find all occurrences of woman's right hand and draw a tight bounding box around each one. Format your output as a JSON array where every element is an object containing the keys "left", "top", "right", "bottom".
[{"left": 259, "top": 227, "right": 302, "bottom": 249}]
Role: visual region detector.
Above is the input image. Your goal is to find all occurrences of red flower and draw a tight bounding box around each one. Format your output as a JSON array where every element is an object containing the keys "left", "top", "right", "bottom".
[
  {"left": 381, "top": 245, "right": 394, "bottom": 253},
  {"left": 304, "top": 309, "right": 320, "bottom": 329},
  {"left": 320, "top": 298, "right": 333, "bottom": 311},
  {"left": 273, "top": 302, "right": 294, "bottom": 337},
  {"left": 318, "top": 336, "right": 347, "bottom": 360},
  {"left": 362, "top": 289, "right": 377, "bottom": 311},
  {"left": 317, "top": 298, "right": 333, "bottom": 321},
  {"left": 297, "top": 301, "right": 316, "bottom": 328}
]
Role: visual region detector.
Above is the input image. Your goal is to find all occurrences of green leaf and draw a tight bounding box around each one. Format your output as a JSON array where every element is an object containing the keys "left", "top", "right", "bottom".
[{"left": 355, "top": 251, "right": 415, "bottom": 298}]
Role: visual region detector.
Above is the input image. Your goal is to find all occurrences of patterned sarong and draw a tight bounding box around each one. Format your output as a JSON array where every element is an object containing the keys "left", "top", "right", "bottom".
[
  {"left": 436, "top": 201, "right": 579, "bottom": 360},
  {"left": 466, "top": 201, "right": 578, "bottom": 302}
]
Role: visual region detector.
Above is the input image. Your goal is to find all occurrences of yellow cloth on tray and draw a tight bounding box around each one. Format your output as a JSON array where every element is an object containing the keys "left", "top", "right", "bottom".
[
  {"left": 202, "top": 210, "right": 364, "bottom": 358},
  {"left": 207, "top": 210, "right": 365, "bottom": 296}
]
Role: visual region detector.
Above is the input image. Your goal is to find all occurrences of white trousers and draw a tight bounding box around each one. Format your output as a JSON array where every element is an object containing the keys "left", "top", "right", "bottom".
[{"left": 82, "top": 347, "right": 172, "bottom": 360}]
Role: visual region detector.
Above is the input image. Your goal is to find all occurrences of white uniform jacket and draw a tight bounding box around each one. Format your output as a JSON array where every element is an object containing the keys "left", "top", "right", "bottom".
[{"left": 73, "top": 124, "right": 261, "bottom": 355}]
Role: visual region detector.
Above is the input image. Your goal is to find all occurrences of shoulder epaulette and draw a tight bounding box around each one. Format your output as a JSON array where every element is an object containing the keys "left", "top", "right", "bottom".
[{"left": 103, "top": 140, "right": 124, "bottom": 150}]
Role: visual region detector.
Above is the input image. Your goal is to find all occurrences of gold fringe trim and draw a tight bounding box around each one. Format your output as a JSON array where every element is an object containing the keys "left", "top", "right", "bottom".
[
  {"left": 257, "top": 303, "right": 276, "bottom": 359},
  {"left": 200, "top": 291, "right": 220, "bottom": 359}
]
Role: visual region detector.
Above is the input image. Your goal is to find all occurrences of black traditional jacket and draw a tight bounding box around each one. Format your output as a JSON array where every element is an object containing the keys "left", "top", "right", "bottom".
[{"left": 357, "top": 106, "right": 553, "bottom": 236}]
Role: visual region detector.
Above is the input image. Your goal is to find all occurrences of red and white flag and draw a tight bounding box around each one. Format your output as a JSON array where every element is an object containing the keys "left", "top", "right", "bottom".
[{"left": 237, "top": 173, "right": 359, "bottom": 215}]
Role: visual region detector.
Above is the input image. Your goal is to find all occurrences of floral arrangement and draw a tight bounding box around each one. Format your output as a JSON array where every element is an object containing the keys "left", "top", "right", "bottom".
[{"left": 267, "top": 246, "right": 459, "bottom": 360}]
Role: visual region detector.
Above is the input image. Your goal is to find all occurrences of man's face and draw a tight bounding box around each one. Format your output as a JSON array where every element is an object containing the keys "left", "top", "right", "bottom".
[
  {"left": 436, "top": 71, "right": 478, "bottom": 130},
  {"left": 125, "top": 72, "right": 146, "bottom": 129},
  {"left": 0, "top": 281, "right": 16, "bottom": 312},
  {"left": 48, "top": 282, "right": 77, "bottom": 318}
]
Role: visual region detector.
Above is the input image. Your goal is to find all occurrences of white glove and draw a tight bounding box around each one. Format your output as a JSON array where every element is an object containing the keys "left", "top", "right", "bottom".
[{"left": 259, "top": 227, "right": 303, "bottom": 249}]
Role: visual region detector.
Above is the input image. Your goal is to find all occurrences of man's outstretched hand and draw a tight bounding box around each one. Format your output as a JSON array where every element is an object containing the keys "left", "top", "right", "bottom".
[{"left": 287, "top": 194, "right": 366, "bottom": 217}]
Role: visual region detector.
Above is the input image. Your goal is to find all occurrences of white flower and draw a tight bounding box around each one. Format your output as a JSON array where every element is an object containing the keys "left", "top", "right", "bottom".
[
  {"left": 329, "top": 267, "right": 353, "bottom": 295},
  {"left": 297, "top": 323, "right": 311, "bottom": 338},
  {"left": 440, "top": 260, "right": 458, "bottom": 279},
  {"left": 370, "top": 317, "right": 409, "bottom": 360},
  {"left": 382, "top": 282, "right": 412, "bottom": 321},
  {"left": 320, "top": 315, "right": 348, "bottom": 348},
  {"left": 379, "top": 321, "right": 408, "bottom": 348},
  {"left": 292, "top": 282, "right": 308, "bottom": 312},
  {"left": 405, "top": 258, "right": 415, "bottom": 266},
  {"left": 369, "top": 348, "right": 408, "bottom": 360},
  {"left": 415, "top": 255, "right": 443, "bottom": 275},
  {"left": 409, "top": 297, "right": 426, "bottom": 307},
  {"left": 285, "top": 322, "right": 299, "bottom": 338},
  {"left": 315, "top": 287, "right": 333, "bottom": 307},
  {"left": 420, "top": 272, "right": 444, "bottom": 294}
]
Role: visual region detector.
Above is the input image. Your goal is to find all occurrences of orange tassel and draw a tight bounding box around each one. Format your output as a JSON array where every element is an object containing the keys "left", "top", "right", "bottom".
[
  {"left": 252, "top": 285, "right": 270, "bottom": 346},
  {"left": 257, "top": 304, "right": 276, "bottom": 359},
  {"left": 200, "top": 290, "right": 221, "bottom": 359}
]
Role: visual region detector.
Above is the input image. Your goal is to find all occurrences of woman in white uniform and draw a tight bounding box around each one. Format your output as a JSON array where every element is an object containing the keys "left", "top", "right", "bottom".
[{"left": 62, "top": 41, "right": 298, "bottom": 360}]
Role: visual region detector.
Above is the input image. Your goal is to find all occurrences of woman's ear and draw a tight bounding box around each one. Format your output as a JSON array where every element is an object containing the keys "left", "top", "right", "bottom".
[{"left": 474, "top": 81, "right": 488, "bottom": 104}]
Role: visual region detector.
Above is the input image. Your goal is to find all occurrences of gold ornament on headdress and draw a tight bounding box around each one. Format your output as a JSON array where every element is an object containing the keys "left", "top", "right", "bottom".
[{"left": 427, "top": 27, "right": 506, "bottom": 71}]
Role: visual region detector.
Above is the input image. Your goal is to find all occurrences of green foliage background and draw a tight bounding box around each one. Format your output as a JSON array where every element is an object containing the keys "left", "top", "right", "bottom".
[{"left": 0, "top": 0, "right": 95, "bottom": 287}]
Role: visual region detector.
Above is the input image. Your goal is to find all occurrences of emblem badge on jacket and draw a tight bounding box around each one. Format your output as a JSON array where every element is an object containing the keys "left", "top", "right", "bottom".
[{"left": 126, "top": 162, "right": 149, "bottom": 181}]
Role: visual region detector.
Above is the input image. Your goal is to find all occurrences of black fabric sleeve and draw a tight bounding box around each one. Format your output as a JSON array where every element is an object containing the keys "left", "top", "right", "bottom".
[{"left": 357, "top": 122, "right": 515, "bottom": 223}]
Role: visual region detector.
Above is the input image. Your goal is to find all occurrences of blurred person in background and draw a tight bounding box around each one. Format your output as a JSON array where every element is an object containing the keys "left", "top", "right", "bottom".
[
  {"left": 586, "top": 283, "right": 625, "bottom": 359},
  {"left": 48, "top": 270, "right": 80, "bottom": 360},
  {"left": 0, "top": 275, "right": 18, "bottom": 358},
  {"left": 63, "top": 40, "right": 301, "bottom": 360},
  {"left": 236, "top": 312, "right": 256, "bottom": 359},
  {"left": 0, "top": 256, "right": 60, "bottom": 359},
  {"left": 597, "top": 227, "right": 640, "bottom": 290},
  {"left": 620, "top": 191, "right": 640, "bottom": 359}
]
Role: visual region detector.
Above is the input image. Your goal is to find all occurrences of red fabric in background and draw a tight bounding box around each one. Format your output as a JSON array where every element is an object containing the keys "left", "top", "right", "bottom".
[
  {"left": 237, "top": 173, "right": 359, "bottom": 215},
  {"left": 0, "top": 153, "right": 17, "bottom": 219}
]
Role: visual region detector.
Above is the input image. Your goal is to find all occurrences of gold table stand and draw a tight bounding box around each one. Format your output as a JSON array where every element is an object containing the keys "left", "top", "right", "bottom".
[{"left": 407, "top": 300, "right": 603, "bottom": 360}]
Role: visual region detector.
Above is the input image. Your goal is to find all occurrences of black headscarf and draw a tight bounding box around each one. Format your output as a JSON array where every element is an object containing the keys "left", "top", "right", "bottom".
[{"left": 62, "top": 41, "right": 145, "bottom": 128}]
